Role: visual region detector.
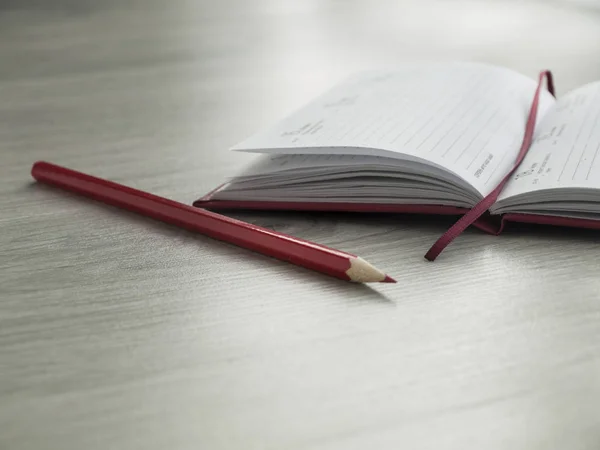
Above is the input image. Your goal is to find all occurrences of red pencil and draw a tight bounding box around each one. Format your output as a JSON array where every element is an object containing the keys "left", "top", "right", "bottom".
[{"left": 31, "top": 162, "right": 395, "bottom": 283}]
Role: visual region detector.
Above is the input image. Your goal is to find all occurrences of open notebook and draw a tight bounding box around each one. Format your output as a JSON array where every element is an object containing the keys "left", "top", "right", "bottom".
[{"left": 195, "top": 62, "right": 600, "bottom": 258}]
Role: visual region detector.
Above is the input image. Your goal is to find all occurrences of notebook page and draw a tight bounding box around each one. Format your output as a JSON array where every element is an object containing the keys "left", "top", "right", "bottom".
[
  {"left": 497, "top": 81, "right": 600, "bottom": 202},
  {"left": 233, "top": 62, "right": 555, "bottom": 196}
]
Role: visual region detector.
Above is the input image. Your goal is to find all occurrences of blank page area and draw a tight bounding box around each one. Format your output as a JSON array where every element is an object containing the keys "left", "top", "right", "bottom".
[
  {"left": 232, "top": 62, "right": 555, "bottom": 197},
  {"left": 494, "top": 81, "right": 600, "bottom": 213}
]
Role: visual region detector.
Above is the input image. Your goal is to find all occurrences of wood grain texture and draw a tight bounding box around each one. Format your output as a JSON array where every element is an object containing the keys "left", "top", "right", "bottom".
[{"left": 2, "top": 1, "right": 600, "bottom": 449}]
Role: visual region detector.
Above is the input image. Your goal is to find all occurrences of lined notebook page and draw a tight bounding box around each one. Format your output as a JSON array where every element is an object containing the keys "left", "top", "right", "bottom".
[
  {"left": 497, "top": 80, "right": 600, "bottom": 202},
  {"left": 233, "top": 62, "right": 555, "bottom": 196}
]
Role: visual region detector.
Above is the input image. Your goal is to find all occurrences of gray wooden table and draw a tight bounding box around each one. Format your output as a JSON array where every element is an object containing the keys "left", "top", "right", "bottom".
[{"left": 3, "top": 1, "right": 600, "bottom": 449}]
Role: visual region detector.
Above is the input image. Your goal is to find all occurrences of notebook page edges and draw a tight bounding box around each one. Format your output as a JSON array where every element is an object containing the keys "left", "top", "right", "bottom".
[
  {"left": 492, "top": 80, "right": 600, "bottom": 215},
  {"left": 212, "top": 153, "right": 479, "bottom": 207},
  {"left": 232, "top": 62, "right": 555, "bottom": 197},
  {"left": 230, "top": 154, "right": 467, "bottom": 189}
]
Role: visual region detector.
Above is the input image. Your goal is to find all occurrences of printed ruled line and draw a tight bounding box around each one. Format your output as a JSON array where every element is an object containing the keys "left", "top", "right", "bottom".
[
  {"left": 338, "top": 80, "right": 423, "bottom": 143},
  {"left": 362, "top": 115, "right": 394, "bottom": 141},
  {"left": 377, "top": 88, "right": 442, "bottom": 142},
  {"left": 466, "top": 115, "right": 512, "bottom": 170},
  {"left": 386, "top": 90, "right": 452, "bottom": 144},
  {"left": 453, "top": 105, "right": 503, "bottom": 164},
  {"left": 558, "top": 102, "right": 594, "bottom": 182},
  {"left": 346, "top": 113, "right": 380, "bottom": 141},
  {"left": 386, "top": 74, "right": 482, "bottom": 145},
  {"left": 572, "top": 104, "right": 600, "bottom": 181},
  {"left": 337, "top": 120, "right": 360, "bottom": 140},
  {"left": 441, "top": 100, "right": 490, "bottom": 158},
  {"left": 412, "top": 74, "right": 488, "bottom": 152},
  {"left": 427, "top": 79, "right": 494, "bottom": 155},
  {"left": 586, "top": 142, "right": 600, "bottom": 181},
  {"left": 484, "top": 143, "right": 510, "bottom": 185},
  {"left": 402, "top": 73, "right": 480, "bottom": 147},
  {"left": 403, "top": 93, "right": 463, "bottom": 147}
]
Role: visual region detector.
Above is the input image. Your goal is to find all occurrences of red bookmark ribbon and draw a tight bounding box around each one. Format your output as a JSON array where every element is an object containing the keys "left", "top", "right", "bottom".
[{"left": 424, "top": 71, "right": 555, "bottom": 261}]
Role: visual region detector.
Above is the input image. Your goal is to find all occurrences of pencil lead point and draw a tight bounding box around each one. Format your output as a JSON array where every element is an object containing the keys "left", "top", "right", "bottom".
[{"left": 382, "top": 275, "right": 396, "bottom": 283}]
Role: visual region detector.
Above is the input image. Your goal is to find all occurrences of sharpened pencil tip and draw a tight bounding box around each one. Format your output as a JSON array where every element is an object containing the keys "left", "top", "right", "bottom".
[
  {"left": 346, "top": 257, "right": 392, "bottom": 283},
  {"left": 382, "top": 275, "right": 396, "bottom": 283}
]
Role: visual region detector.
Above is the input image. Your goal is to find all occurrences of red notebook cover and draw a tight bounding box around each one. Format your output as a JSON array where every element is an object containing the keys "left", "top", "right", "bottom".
[
  {"left": 193, "top": 186, "right": 600, "bottom": 236},
  {"left": 192, "top": 184, "right": 501, "bottom": 235}
]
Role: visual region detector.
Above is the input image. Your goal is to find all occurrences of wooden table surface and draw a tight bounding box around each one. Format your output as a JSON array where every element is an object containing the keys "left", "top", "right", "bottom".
[{"left": 3, "top": 1, "right": 600, "bottom": 449}]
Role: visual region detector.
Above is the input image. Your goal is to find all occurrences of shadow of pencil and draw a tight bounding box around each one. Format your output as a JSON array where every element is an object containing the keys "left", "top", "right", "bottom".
[
  {"left": 329, "top": 282, "right": 396, "bottom": 305},
  {"left": 275, "top": 266, "right": 397, "bottom": 304}
]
